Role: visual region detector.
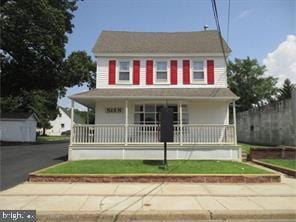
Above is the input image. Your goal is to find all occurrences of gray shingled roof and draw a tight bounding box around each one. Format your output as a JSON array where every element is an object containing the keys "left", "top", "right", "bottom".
[
  {"left": 0, "top": 112, "right": 39, "bottom": 120},
  {"left": 70, "top": 88, "right": 237, "bottom": 99},
  {"left": 92, "top": 30, "right": 231, "bottom": 54}
]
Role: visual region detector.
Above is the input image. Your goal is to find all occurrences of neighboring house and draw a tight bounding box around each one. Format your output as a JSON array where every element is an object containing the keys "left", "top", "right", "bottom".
[
  {"left": 0, "top": 113, "right": 39, "bottom": 142},
  {"left": 40, "top": 107, "right": 83, "bottom": 136},
  {"left": 69, "top": 30, "right": 240, "bottom": 160}
]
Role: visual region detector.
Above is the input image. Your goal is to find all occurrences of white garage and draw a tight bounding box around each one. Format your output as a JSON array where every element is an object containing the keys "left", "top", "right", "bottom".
[{"left": 0, "top": 113, "right": 39, "bottom": 142}]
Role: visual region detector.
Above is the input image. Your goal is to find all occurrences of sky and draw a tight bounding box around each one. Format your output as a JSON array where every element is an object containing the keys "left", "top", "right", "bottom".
[{"left": 59, "top": 0, "right": 296, "bottom": 109}]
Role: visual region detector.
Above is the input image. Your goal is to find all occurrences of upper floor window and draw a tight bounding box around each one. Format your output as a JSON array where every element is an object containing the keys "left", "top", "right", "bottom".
[
  {"left": 118, "top": 61, "right": 130, "bottom": 82},
  {"left": 156, "top": 61, "right": 168, "bottom": 82},
  {"left": 192, "top": 61, "right": 204, "bottom": 82}
]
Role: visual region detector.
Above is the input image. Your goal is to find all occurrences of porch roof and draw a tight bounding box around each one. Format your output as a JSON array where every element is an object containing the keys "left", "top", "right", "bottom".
[{"left": 69, "top": 88, "right": 238, "bottom": 108}]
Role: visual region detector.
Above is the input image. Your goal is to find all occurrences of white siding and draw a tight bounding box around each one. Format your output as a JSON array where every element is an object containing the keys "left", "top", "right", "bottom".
[
  {"left": 95, "top": 100, "right": 229, "bottom": 125},
  {"left": 0, "top": 116, "right": 37, "bottom": 142},
  {"left": 96, "top": 57, "right": 227, "bottom": 88},
  {"left": 69, "top": 145, "right": 241, "bottom": 160},
  {"left": 41, "top": 108, "right": 72, "bottom": 136},
  {"left": 95, "top": 101, "right": 126, "bottom": 124},
  {"left": 188, "top": 101, "right": 229, "bottom": 125}
]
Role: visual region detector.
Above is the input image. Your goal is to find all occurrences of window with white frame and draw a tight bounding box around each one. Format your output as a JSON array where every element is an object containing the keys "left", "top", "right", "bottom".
[
  {"left": 192, "top": 61, "right": 204, "bottom": 81},
  {"left": 118, "top": 61, "right": 130, "bottom": 81},
  {"left": 156, "top": 61, "right": 168, "bottom": 82},
  {"left": 134, "top": 104, "right": 188, "bottom": 125}
]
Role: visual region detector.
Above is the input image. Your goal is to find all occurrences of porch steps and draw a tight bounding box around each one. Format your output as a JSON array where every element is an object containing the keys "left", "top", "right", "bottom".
[{"left": 241, "top": 150, "right": 248, "bottom": 161}]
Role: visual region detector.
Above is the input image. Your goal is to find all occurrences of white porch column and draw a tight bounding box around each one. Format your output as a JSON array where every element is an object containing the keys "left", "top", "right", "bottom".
[
  {"left": 125, "top": 100, "right": 128, "bottom": 146},
  {"left": 86, "top": 107, "right": 89, "bottom": 124},
  {"left": 232, "top": 100, "right": 237, "bottom": 145},
  {"left": 70, "top": 100, "right": 75, "bottom": 146},
  {"left": 179, "top": 102, "right": 183, "bottom": 146}
]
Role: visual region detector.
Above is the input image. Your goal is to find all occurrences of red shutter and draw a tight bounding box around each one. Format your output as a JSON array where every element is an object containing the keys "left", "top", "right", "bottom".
[
  {"left": 108, "top": 60, "right": 116, "bottom": 85},
  {"left": 146, "top": 60, "right": 153, "bottom": 85},
  {"left": 183, "top": 60, "right": 190, "bottom": 84},
  {"left": 170, "top": 60, "right": 177, "bottom": 85},
  {"left": 133, "top": 60, "right": 140, "bottom": 85},
  {"left": 207, "top": 60, "right": 214, "bottom": 84}
]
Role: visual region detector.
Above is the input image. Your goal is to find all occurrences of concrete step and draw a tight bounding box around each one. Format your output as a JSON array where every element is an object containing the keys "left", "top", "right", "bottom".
[{"left": 241, "top": 151, "right": 248, "bottom": 161}]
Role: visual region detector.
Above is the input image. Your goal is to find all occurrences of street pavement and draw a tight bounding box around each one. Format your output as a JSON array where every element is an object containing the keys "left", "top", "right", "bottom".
[
  {"left": 0, "top": 142, "right": 68, "bottom": 191},
  {"left": 0, "top": 175, "right": 295, "bottom": 221}
]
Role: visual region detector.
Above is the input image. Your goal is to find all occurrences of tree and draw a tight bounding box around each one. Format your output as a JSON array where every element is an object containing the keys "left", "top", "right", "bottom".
[
  {"left": 227, "top": 57, "right": 278, "bottom": 111},
  {"left": 1, "top": 0, "right": 78, "bottom": 97},
  {"left": 277, "top": 78, "right": 295, "bottom": 100},
  {"left": 0, "top": 0, "right": 96, "bottom": 132},
  {"left": 62, "top": 51, "right": 96, "bottom": 89}
]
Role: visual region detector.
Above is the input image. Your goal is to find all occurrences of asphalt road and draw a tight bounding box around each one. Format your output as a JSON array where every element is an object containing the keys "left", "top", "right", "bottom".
[{"left": 0, "top": 142, "right": 68, "bottom": 191}]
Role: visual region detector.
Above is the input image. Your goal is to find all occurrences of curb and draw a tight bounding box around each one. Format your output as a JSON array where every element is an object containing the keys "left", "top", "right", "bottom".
[
  {"left": 37, "top": 210, "right": 296, "bottom": 221},
  {"left": 29, "top": 173, "right": 281, "bottom": 183},
  {"left": 252, "top": 159, "right": 296, "bottom": 177}
]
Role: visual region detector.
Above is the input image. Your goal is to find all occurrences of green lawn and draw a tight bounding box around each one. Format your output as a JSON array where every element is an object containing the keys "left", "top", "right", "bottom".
[
  {"left": 261, "top": 159, "right": 296, "bottom": 170},
  {"left": 39, "top": 160, "right": 271, "bottom": 174},
  {"left": 239, "top": 143, "right": 266, "bottom": 154},
  {"left": 37, "top": 135, "right": 70, "bottom": 142}
]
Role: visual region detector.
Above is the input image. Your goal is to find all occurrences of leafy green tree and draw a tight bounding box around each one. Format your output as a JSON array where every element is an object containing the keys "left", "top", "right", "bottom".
[
  {"left": 75, "top": 109, "right": 95, "bottom": 124},
  {"left": 62, "top": 51, "right": 96, "bottom": 89},
  {"left": 277, "top": 78, "right": 295, "bottom": 100},
  {"left": 0, "top": 0, "right": 77, "bottom": 97},
  {"left": 0, "top": 0, "right": 96, "bottom": 132},
  {"left": 227, "top": 57, "right": 278, "bottom": 111}
]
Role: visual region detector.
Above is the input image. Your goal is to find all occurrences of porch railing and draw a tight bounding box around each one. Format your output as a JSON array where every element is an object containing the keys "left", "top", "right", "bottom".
[{"left": 71, "top": 124, "right": 235, "bottom": 145}]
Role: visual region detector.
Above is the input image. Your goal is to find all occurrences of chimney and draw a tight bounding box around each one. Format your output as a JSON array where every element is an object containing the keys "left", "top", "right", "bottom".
[{"left": 203, "top": 25, "right": 209, "bottom": 31}]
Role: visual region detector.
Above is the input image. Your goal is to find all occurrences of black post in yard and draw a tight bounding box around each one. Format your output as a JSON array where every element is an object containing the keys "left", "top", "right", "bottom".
[
  {"left": 159, "top": 107, "right": 173, "bottom": 168},
  {"left": 164, "top": 141, "right": 167, "bottom": 166}
]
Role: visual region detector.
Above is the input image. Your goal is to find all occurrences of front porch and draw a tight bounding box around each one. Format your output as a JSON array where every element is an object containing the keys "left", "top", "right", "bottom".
[{"left": 68, "top": 88, "right": 240, "bottom": 160}]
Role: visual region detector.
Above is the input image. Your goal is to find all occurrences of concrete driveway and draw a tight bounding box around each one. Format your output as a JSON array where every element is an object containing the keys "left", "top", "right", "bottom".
[{"left": 0, "top": 142, "right": 68, "bottom": 191}]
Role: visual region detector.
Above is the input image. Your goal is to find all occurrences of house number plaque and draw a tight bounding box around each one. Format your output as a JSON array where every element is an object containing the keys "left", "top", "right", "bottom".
[{"left": 105, "top": 108, "right": 123, "bottom": 113}]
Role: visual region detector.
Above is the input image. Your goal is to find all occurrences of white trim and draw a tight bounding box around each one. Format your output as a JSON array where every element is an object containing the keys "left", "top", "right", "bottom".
[
  {"left": 179, "top": 102, "right": 183, "bottom": 146},
  {"left": 70, "top": 100, "right": 74, "bottom": 146},
  {"left": 96, "top": 62, "right": 99, "bottom": 88},
  {"left": 70, "top": 124, "right": 236, "bottom": 146},
  {"left": 125, "top": 100, "right": 128, "bottom": 146},
  {"left": 154, "top": 60, "right": 170, "bottom": 84},
  {"left": 116, "top": 60, "right": 132, "bottom": 84},
  {"left": 233, "top": 101, "right": 237, "bottom": 145},
  {"left": 71, "top": 96, "right": 238, "bottom": 100},
  {"left": 191, "top": 59, "right": 207, "bottom": 84}
]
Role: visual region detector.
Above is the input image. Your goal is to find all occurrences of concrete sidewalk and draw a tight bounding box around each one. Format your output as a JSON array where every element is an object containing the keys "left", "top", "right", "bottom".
[{"left": 0, "top": 176, "right": 295, "bottom": 221}]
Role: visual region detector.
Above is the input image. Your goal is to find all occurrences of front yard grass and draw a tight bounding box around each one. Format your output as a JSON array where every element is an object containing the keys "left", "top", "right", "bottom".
[
  {"left": 261, "top": 159, "right": 296, "bottom": 170},
  {"left": 37, "top": 135, "right": 70, "bottom": 142},
  {"left": 39, "top": 160, "right": 271, "bottom": 175}
]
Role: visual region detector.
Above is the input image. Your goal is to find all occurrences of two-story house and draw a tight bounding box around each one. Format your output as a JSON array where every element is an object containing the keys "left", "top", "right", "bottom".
[{"left": 68, "top": 30, "right": 240, "bottom": 160}]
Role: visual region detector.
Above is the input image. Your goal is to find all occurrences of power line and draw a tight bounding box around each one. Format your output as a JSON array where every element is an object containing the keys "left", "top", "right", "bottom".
[
  {"left": 227, "top": 0, "right": 231, "bottom": 44},
  {"left": 211, "top": 0, "right": 228, "bottom": 66}
]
